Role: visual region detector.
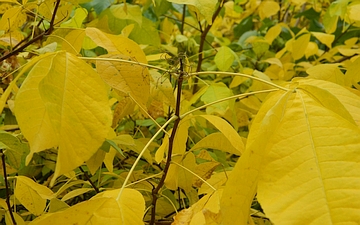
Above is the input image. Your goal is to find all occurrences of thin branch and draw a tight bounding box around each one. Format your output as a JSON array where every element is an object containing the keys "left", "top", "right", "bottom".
[
  {"left": 0, "top": 0, "right": 61, "bottom": 62},
  {"left": 192, "top": 0, "right": 225, "bottom": 93},
  {"left": 1, "top": 149, "right": 16, "bottom": 225},
  {"left": 180, "top": 5, "right": 186, "bottom": 34},
  {"left": 189, "top": 71, "right": 290, "bottom": 91},
  {"left": 149, "top": 55, "right": 186, "bottom": 225},
  {"left": 79, "top": 167, "right": 99, "bottom": 193}
]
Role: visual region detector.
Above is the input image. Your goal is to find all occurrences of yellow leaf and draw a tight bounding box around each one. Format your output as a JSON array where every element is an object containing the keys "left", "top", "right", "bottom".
[
  {"left": 96, "top": 54, "right": 150, "bottom": 109},
  {"left": 292, "top": 33, "right": 311, "bottom": 60},
  {"left": 63, "top": 29, "right": 86, "bottom": 54},
  {"left": 29, "top": 188, "right": 145, "bottom": 225},
  {"left": 199, "top": 171, "right": 230, "bottom": 195},
  {"left": 86, "top": 149, "right": 106, "bottom": 175},
  {"left": 15, "top": 176, "right": 54, "bottom": 215},
  {"left": 167, "top": 0, "right": 217, "bottom": 24},
  {"left": 110, "top": 4, "right": 142, "bottom": 26},
  {"left": 294, "top": 78, "right": 360, "bottom": 128},
  {"left": 264, "top": 24, "right": 282, "bottom": 44},
  {"left": 347, "top": 2, "right": 360, "bottom": 26},
  {"left": 304, "top": 42, "right": 318, "bottom": 58},
  {"left": 173, "top": 120, "right": 190, "bottom": 155},
  {"left": 256, "top": 84, "right": 360, "bottom": 224},
  {"left": 258, "top": 1, "right": 280, "bottom": 20},
  {"left": 192, "top": 161, "right": 220, "bottom": 188},
  {"left": 345, "top": 56, "right": 360, "bottom": 88},
  {"left": 220, "top": 90, "right": 288, "bottom": 225},
  {"left": 0, "top": 6, "right": 26, "bottom": 31},
  {"left": 311, "top": 32, "right": 335, "bottom": 49},
  {"left": 14, "top": 51, "right": 112, "bottom": 185},
  {"left": 60, "top": 188, "right": 93, "bottom": 202},
  {"left": 190, "top": 132, "right": 240, "bottom": 155},
  {"left": 150, "top": 70, "right": 176, "bottom": 109},
  {"left": 194, "top": 115, "right": 244, "bottom": 154},
  {"left": 155, "top": 134, "right": 168, "bottom": 164},
  {"left": 306, "top": 64, "right": 344, "bottom": 85},
  {"left": 164, "top": 152, "right": 196, "bottom": 192}
]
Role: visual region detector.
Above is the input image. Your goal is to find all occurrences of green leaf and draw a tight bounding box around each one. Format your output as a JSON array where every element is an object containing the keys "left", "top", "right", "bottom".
[
  {"left": 214, "top": 46, "right": 235, "bottom": 71},
  {"left": 200, "top": 83, "right": 234, "bottom": 115},
  {"left": 14, "top": 51, "right": 112, "bottom": 185},
  {"left": 60, "top": 8, "right": 87, "bottom": 28},
  {"left": 0, "top": 131, "right": 29, "bottom": 170}
]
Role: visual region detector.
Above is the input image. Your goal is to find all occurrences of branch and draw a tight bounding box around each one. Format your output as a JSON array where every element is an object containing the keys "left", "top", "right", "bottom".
[
  {"left": 192, "top": 0, "right": 225, "bottom": 93},
  {"left": 0, "top": 0, "right": 61, "bottom": 63},
  {"left": 79, "top": 167, "right": 99, "bottom": 193},
  {"left": 1, "top": 149, "right": 16, "bottom": 225},
  {"left": 149, "top": 55, "right": 186, "bottom": 225}
]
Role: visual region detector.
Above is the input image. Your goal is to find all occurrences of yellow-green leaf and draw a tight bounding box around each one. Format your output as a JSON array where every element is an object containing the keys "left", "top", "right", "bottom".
[
  {"left": 15, "top": 176, "right": 54, "bottom": 216},
  {"left": 345, "top": 56, "right": 360, "bottom": 89},
  {"left": 14, "top": 51, "right": 112, "bottom": 184},
  {"left": 60, "top": 7, "right": 87, "bottom": 28},
  {"left": 29, "top": 188, "right": 145, "bottom": 225},
  {"left": 167, "top": 0, "right": 217, "bottom": 24},
  {"left": 200, "top": 83, "right": 234, "bottom": 116},
  {"left": 214, "top": 46, "right": 235, "bottom": 71}
]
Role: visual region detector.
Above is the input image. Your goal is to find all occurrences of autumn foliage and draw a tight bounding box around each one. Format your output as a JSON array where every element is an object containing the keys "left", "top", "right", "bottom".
[{"left": 0, "top": 0, "right": 360, "bottom": 224}]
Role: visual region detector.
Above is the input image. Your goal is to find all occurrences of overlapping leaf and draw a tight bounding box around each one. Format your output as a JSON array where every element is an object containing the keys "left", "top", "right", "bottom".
[
  {"left": 29, "top": 188, "right": 145, "bottom": 225},
  {"left": 14, "top": 51, "right": 112, "bottom": 184},
  {"left": 221, "top": 78, "right": 360, "bottom": 224}
]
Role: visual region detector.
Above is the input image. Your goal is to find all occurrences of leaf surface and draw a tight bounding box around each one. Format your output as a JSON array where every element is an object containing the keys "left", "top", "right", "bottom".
[
  {"left": 257, "top": 84, "right": 360, "bottom": 224},
  {"left": 29, "top": 188, "right": 145, "bottom": 225},
  {"left": 14, "top": 51, "right": 111, "bottom": 184}
]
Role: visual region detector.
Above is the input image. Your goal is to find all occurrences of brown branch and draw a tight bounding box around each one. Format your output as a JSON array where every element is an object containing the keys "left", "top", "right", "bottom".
[
  {"left": 79, "top": 167, "right": 100, "bottom": 193},
  {"left": 150, "top": 55, "right": 186, "bottom": 225},
  {"left": 192, "top": 0, "right": 225, "bottom": 93},
  {"left": 1, "top": 149, "right": 16, "bottom": 225},
  {"left": 0, "top": 0, "right": 61, "bottom": 63}
]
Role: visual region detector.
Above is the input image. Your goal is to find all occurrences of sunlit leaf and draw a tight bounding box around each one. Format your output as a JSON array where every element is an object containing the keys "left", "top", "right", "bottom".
[
  {"left": 256, "top": 83, "right": 360, "bottom": 224},
  {"left": 14, "top": 51, "right": 112, "bottom": 184}
]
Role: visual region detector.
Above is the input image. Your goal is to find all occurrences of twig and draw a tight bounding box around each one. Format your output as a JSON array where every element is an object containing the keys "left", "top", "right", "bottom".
[
  {"left": 1, "top": 149, "right": 16, "bottom": 225},
  {"left": 0, "top": 0, "right": 61, "bottom": 62},
  {"left": 192, "top": 0, "right": 225, "bottom": 93},
  {"left": 180, "top": 5, "right": 186, "bottom": 34},
  {"left": 149, "top": 54, "right": 186, "bottom": 225},
  {"left": 79, "top": 167, "right": 99, "bottom": 193}
]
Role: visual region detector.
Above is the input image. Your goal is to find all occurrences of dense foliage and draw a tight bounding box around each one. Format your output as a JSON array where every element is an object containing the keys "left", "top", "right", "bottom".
[{"left": 0, "top": 0, "right": 360, "bottom": 224}]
